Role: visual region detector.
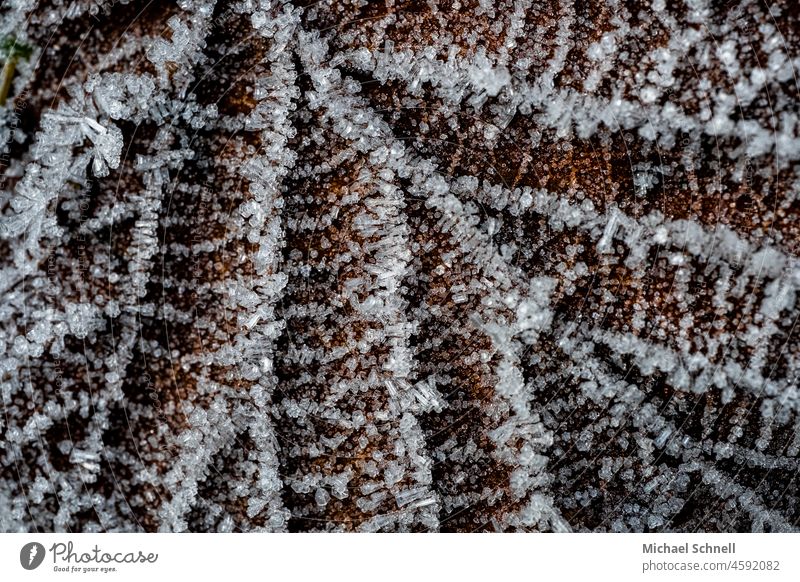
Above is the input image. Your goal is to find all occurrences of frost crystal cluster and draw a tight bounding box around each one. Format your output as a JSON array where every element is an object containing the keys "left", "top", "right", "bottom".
[{"left": 1, "top": 0, "right": 800, "bottom": 532}]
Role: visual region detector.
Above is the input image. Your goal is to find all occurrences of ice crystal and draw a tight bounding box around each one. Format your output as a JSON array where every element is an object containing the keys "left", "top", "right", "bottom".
[{"left": 1, "top": 0, "right": 800, "bottom": 533}]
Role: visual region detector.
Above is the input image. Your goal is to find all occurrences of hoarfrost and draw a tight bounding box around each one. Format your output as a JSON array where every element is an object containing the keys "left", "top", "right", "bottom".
[{"left": 1, "top": 0, "right": 799, "bottom": 534}]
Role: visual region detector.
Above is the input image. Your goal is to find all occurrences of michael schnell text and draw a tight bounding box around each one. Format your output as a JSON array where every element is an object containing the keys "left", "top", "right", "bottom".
[{"left": 643, "top": 543, "right": 736, "bottom": 555}]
